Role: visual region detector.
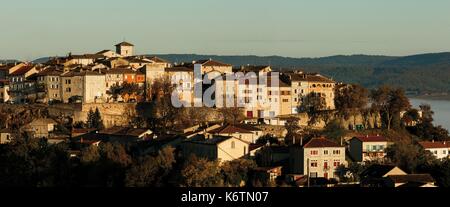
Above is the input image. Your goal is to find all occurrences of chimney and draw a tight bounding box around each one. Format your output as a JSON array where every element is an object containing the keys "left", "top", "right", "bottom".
[
  {"left": 300, "top": 137, "right": 303, "bottom": 146},
  {"left": 432, "top": 140, "right": 435, "bottom": 143}
]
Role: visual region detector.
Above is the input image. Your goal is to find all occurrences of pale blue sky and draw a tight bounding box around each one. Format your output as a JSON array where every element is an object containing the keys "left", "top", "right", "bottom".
[{"left": 1, "top": 0, "right": 450, "bottom": 60}]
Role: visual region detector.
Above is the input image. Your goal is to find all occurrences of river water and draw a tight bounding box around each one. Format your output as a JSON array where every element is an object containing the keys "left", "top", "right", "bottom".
[{"left": 410, "top": 98, "right": 450, "bottom": 131}]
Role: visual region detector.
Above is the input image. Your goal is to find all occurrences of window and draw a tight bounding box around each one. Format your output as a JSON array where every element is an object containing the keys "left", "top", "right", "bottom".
[
  {"left": 310, "top": 172, "right": 318, "bottom": 178},
  {"left": 334, "top": 160, "right": 341, "bottom": 167},
  {"left": 324, "top": 150, "right": 328, "bottom": 155},
  {"left": 324, "top": 161, "right": 328, "bottom": 168},
  {"left": 6, "top": 134, "right": 10, "bottom": 140},
  {"left": 311, "top": 150, "right": 319, "bottom": 155},
  {"left": 231, "top": 141, "right": 235, "bottom": 149},
  {"left": 310, "top": 160, "right": 318, "bottom": 168},
  {"left": 333, "top": 150, "right": 340, "bottom": 155},
  {"left": 66, "top": 88, "right": 71, "bottom": 92},
  {"left": 283, "top": 99, "right": 289, "bottom": 102},
  {"left": 443, "top": 150, "right": 447, "bottom": 155}
]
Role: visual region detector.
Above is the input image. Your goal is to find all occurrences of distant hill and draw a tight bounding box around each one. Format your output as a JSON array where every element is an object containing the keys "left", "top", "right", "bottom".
[
  {"left": 0, "top": 59, "right": 20, "bottom": 64},
  {"left": 31, "top": 52, "right": 450, "bottom": 94}
]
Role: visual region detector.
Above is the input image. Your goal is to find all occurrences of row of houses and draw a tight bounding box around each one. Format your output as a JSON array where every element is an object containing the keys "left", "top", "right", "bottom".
[
  {"left": 0, "top": 41, "right": 337, "bottom": 122},
  {"left": 0, "top": 115, "right": 443, "bottom": 187}
]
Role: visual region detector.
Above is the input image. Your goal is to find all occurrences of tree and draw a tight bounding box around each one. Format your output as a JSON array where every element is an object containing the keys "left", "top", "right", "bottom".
[
  {"left": 125, "top": 147, "right": 176, "bottom": 187},
  {"left": 181, "top": 155, "right": 223, "bottom": 187},
  {"left": 146, "top": 77, "right": 182, "bottom": 133},
  {"left": 219, "top": 107, "right": 245, "bottom": 125},
  {"left": 86, "top": 108, "right": 104, "bottom": 129},
  {"left": 386, "top": 140, "right": 435, "bottom": 173},
  {"left": 78, "top": 143, "right": 132, "bottom": 187},
  {"left": 180, "top": 107, "right": 214, "bottom": 127},
  {"left": 298, "top": 92, "right": 327, "bottom": 126},
  {"left": 420, "top": 104, "right": 434, "bottom": 123},
  {"left": 221, "top": 159, "right": 257, "bottom": 187},
  {"left": 335, "top": 84, "right": 369, "bottom": 127},
  {"left": 108, "top": 82, "right": 144, "bottom": 102},
  {"left": 408, "top": 104, "right": 450, "bottom": 141},
  {"left": 0, "top": 137, "right": 73, "bottom": 187},
  {"left": 256, "top": 134, "right": 279, "bottom": 145},
  {"left": 370, "top": 86, "right": 410, "bottom": 130},
  {"left": 322, "top": 119, "right": 346, "bottom": 143},
  {"left": 419, "top": 158, "right": 450, "bottom": 187},
  {"left": 402, "top": 108, "right": 420, "bottom": 126},
  {"left": 284, "top": 116, "right": 300, "bottom": 143}
]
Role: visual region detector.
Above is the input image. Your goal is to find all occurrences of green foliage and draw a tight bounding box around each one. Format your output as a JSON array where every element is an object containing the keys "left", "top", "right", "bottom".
[
  {"left": 181, "top": 155, "right": 223, "bottom": 187},
  {"left": 0, "top": 138, "right": 72, "bottom": 187},
  {"left": 221, "top": 159, "right": 257, "bottom": 187},
  {"left": 370, "top": 86, "right": 411, "bottom": 130},
  {"left": 321, "top": 119, "right": 346, "bottom": 142},
  {"left": 406, "top": 104, "right": 450, "bottom": 141},
  {"left": 125, "top": 147, "right": 176, "bottom": 187},
  {"left": 256, "top": 134, "right": 279, "bottom": 145},
  {"left": 386, "top": 140, "right": 436, "bottom": 173},
  {"left": 419, "top": 158, "right": 450, "bottom": 187},
  {"left": 335, "top": 84, "right": 369, "bottom": 119},
  {"left": 86, "top": 108, "right": 104, "bottom": 130}
]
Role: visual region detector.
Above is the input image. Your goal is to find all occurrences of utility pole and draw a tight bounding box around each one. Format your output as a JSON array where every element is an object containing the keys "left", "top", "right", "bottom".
[{"left": 307, "top": 158, "right": 310, "bottom": 187}]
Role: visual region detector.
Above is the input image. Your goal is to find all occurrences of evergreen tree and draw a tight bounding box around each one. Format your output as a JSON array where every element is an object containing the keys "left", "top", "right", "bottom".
[{"left": 86, "top": 108, "right": 104, "bottom": 129}]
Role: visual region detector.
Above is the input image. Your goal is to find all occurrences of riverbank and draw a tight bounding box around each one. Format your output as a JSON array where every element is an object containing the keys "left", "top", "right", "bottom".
[{"left": 408, "top": 94, "right": 450, "bottom": 101}]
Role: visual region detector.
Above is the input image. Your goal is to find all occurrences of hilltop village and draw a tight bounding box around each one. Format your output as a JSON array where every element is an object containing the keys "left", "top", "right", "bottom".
[{"left": 0, "top": 42, "right": 449, "bottom": 187}]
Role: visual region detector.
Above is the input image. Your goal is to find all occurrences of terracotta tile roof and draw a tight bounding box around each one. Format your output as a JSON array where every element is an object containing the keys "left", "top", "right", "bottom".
[
  {"left": 353, "top": 135, "right": 388, "bottom": 142},
  {"left": 128, "top": 58, "right": 152, "bottom": 64},
  {"left": 291, "top": 73, "right": 335, "bottom": 83},
  {"left": 249, "top": 143, "right": 264, "bottom": 151},
  {"left": 196, "top": 59, "right": 232, "bottom": 67},
  {"left": 37, "top": 67, "right": 63, "bottom": 76},
  {"left": 27, "top": 118, "right": 57, "bottom": 126},
  {"left": 99, "top": 126, "right": 151, "bottom": 137},
  {"left": 187, "top": 135, "right": 235, "bottom": 145},
  {"left": 237, "top": 65, "right": 271, "bottom": 73},
  {"left": 9, "top": 65, "right": 35, "bottom": 76},
  {"left": 209, "top": 124, "right": 255, "bottom": 134},
  {"left": 146, "top": 56, "right": 170, "bottom": 63},
  {"left": 72, "top": 128, "right": 97, "bottom": 134},
  {"left": 360, "top": 164, "right": 402, "bottom": 178},
  {"left": 387, "top": 174, "right": 435, "bottom": 184},
  {"left": 115, "top": 41, "right": 134, "bottom": 47},
  {"left": 96, "top": 50, "right": 113, "bottom": 54},
  {"left": 418, "top": 141, "right": 450, "bottom": 149},
  {"left": 303, "top": 137, "right": 341, "bottom": 148},
  {"left": 70, "top": 54, "right": 104, "bottom": 59}
]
